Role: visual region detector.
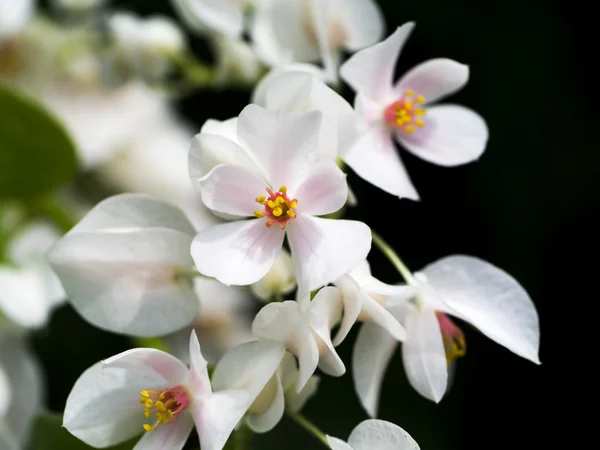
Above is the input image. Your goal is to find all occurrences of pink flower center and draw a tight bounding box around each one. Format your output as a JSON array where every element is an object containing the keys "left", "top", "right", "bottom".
[
  {"left": 254, "top": 186, "right": 298, "bottom": 230},
  {"left": 384, "top": 89, "right": 427, "bottom": 134},
  {"left": 436, "top": 312, "right": 466, "bottom": 366},
  {"left": 139, "top": 385, "right": 190, "bottom": 432}
]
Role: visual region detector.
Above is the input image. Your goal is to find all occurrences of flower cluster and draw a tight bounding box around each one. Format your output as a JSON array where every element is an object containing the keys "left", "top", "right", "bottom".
[{"left": 0, "top": 1, "right": 541, "bottom": 449}]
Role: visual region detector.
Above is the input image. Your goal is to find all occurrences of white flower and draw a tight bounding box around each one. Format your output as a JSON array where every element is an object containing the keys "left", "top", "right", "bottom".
[
  {"left": 0, "top": 336, "right": 43, "bottom": 449},
  {"left": 353, "top": 255, "right": 541, "bottom": 413},
  {"left": 252, "top": 287, "right": 345, "bottom": 392},
  {"left": 327, "top": 419, "right": 419, "bottom": 450},
  {"left": 165, "top": 278, "right": 255, "bottom": 364},
  {"left": 171, "top": 0, "right": 249, "bottom": 38},
  {"left": 340, "top": 23, "right": 489, "bottom": 200},
  {"left": 211, "top": 36, "right": 264, "bottom": 87},
  {"left": 251, "top": 0, "right": 384, "bottom": 81},
  {"left": 252, "top": 69, "right": 359, "bottom": 162},
  {"left": 0, "top": 221, "right": 65, "bottom": 330},
  {"left": 48, "top": 194, "right": 200, "bottom": 337},
  {"left": 251, "top": 249, "right": 296, "bottom": 301},
  {"left": 333, "top": 260, "right": 414, "bottom": 346},
  {"left": 63, "top": 331, "right": 250, "bottom": 450},
  {"left": 0, "top": 0, "right": 34, "bottom": 40},
  {"left": 189, "top": 104, "right": 371, "bottom": 293}
]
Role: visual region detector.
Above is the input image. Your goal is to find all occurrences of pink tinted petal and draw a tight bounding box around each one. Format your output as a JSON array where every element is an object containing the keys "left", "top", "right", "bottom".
[
  {"left": 188, "top": 331, "right": 211, "bottom": 398},
  {"left": 396, "top": 104, "right": 488, "bottom": 167},
  {"left": 344, "top": 124, "right": 419, "bottom": 200},
  {"left": 198, "top": 164, "right": 267, "bottom": 217},
  {"left": 191, "top": 220, "right": 285, "bottom": 286},
  {"left": 132, "top": 413, "right": 193, "bottom": 450},
  {"left": 395, "top": 58, "right": 469, "bottom": 104},
  {"left": 293, "top": 161, "right": 348, "bottom": 216},
  {"left": 340, "top": 23, "right": 415, "bottom": 103},
  {"left": 104, "top": 348, "right": 188, "bottom": 386},
  {"left": 287, "top": 215, "right": 371, "bottom": 295}
]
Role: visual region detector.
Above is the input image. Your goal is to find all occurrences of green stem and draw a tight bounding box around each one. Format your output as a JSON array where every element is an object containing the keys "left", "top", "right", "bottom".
[
  {"left": 287, "top": 411, "right": 330, "bottom": 448},
  {"left": 371, "top": 230, "right": 416, "bottom": 286}
]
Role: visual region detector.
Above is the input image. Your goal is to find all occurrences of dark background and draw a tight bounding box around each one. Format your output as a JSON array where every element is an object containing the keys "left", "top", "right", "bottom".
[{"left": 33, "top": 0, "right": 594, "bottom": 448}]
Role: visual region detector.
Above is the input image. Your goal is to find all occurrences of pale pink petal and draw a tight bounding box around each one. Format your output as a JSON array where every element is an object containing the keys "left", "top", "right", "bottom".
[
  {"left": 237, "top": 105, "right": 322, "bottom": 190},
  {"left": 293, "top": 161, "right": 348, "bottom": 216},
  {"left": 340, "top": 23, "right": 415, "bottom": 103},
  {"left": 402, "top": 308, "right": 447, "bottom": 403},
  {"left": 194, "top": 390, "right": 251, "bottom": 450},
  {"left": 191, "top": 220, "right": 284, "bottom": 286},
  {"left": 188, "top": 331, "right": 211, "bottom": 398},
  {"left": 396, "top": 104, "right": 488, "bottom": 166},
  {"left": 287, "top": 215, "right": 371, "bottom": 295},
  {"left": 103, "top": 348, "right": 188, "bottom": 386},
  {"left": 395, "top": 58, "right": 469, "bottom": 104},
  {"left": 132, "top": 413, "right": 194, "bottom": 450},
  {"left": 344, "top": 124, "right": 419, "bottom": 200},
  {"left": 352, "top": 323, "right": 398, "bottom": 417},
  {"left": 198, "top": 164, "right": 268, "bottom": 217}
]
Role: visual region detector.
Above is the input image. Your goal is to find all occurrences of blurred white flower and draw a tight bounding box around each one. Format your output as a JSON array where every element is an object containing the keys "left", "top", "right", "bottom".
[
  {"left": 0, "top": 0, "right": 34, "bottom": 40},
  {"left": 48, "top": 194, "right": 201, "bottom": 337},
  {"left": 327, "top": 419, "right": 420, "bottom": 450},
  {"left": 251, "top": 249, "right": 296, "bottom": 301},
  {"left": 251, "top": 0, "right": 384, "bottom": 81},
  {"left": 353, "top": 255, "right": 541, "bottom": 413},
  {"left": 340, "top": 23, "right": 489, "bottom": 200},
  {"left": 0, "top": 336, "right": 43, "bottom": 449},
  {"left": 171, "top": 0, "right": 250, "bottom": 38},
  {"left": 212, "top": 35, "right": 264, "bottom": 87},
  {"left": 0, "top": 221, "right": 65, "bottom": 330}
]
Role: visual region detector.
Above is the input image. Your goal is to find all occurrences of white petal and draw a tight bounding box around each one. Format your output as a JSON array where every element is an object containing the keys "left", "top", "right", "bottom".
[
  {"left": 237, "top": 105, "right": 322, "bottom": 190},
  {"left": 333, "top": 274, "right": 363, "bottom": 346},
  {"left": 250, "top": 248, "right": 296, "bottom": 301},
  {"left": 132, "top": 413, "right": 193, "bottom": 450},
  {"left": 395, "top": 58, "right": 469, "bottom": 104},
  {"left": 191, "top": 219, "right": 284, "bottom": 286},
  {"left": 171, "top": 0, "right": 244, "bottom": 37},
  {"left": 348, "top": 419, "right": 420, "bottom": 450},
  {"left": 402, "top": 308, "right": 447, "bottom": 403},
  {"left": 423, "top": 255, "right": 540, "bottom": 363},
  {"left": 287, "top": 215, "right": 371, "bottom": 296},
  {"left": 7, "top": 221, "right": 61, "bottom": 266},
  {"left": 245, "top": 375, "right": 284, "bottom": 433},
  {"left": 344, "top": 124, "right": 419, "bottom": 200},
  {"left": 198, "top": 164, "right": 268, "bottom": 217},
  {"left": 200, "top": 117, "right": 238, "bottom": 140},
  {"left": 0, "top": 268, "right": 50, "bottom": 328},
  {"left": 352, "top": 323, "right": 398, "bottom": 417},
  {"left": 338, "top": 0, "right": 385, "bottom": 50},
  {"left": 194, "top": 389, "right": 251, "bottom": 450},
  {"left": 211, "top": 341, "right": 285, "bottom": 400},
  {"left": 340, "top": 23, "right": 415, "bottom": 103},
  {"left": 252, "top": 301, "right": 319, "bottom": 392},
  {"left": 396, "top": 104, "right": 488, "bottom": 167},
  {"left": 103, "top": 348, "right": 189, "bottom": 386},
  {"left": 294, "top": 161, "right": 348, "bottom": 216},
  {"left": 0, "top": 0, "right": 33, "bottom": 38},
  {"left": 70, "top": 193, "right": 196, "bottom": 236},
  {"left": 49, "top": 229, "right": 199, "bottom": 336},
  {"left": 327, "top": 436, "right": 354, "bottom": 450},
  {"left": 188, "top": 331, "right": 211, "bottom": 398},
  {"left": 360, "top": 294, "right": 406, "bottom": 342}
]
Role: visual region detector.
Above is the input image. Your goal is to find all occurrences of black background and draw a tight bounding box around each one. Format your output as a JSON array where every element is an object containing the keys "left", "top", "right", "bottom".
[{"left": 33, "top": 0, "right": 595, "bottom": 448}]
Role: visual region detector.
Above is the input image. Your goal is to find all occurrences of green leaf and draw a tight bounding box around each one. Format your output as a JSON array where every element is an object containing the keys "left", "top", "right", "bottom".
[
  {"left": 0, "top": 83, "right": 78, "bottom": 199},
  {"left": 30, "top": 412, "right": 137, "bottom": 450}
]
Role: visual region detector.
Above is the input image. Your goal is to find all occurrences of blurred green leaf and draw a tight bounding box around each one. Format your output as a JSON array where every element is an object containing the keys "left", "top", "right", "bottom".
[
  {"left": 30, "top": 412, "right": 137, "bottom": 450},
  {"left": 0, "top": 84, "right": 77, "bottom": 200}
]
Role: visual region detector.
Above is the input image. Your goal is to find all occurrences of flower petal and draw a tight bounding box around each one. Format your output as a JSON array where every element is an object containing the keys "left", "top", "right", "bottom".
[
  {"left": 132, "top": 413, "right": 193, "bottom": 450},
  {"left": 198, "top": 164, "right": 268, "bottom": 217},
  {"left": 245, "top": 375, "right": 285, "bottom": 433},
  {"left": 396, "top": 104, "right": 488, "bottom": 167},
  {"left": 250, "top": 249, "right": 296, "bottom": 301},
  {"left": 423, "top": 255, "right": 540, "bottom": 363},
  {"left": 339, "top": 0, "right": 385, "bottom": 51},
  {"left": 402, "top": 308, "right": 447, "bottom": 403},
  {"left": 237, "top": 105, "right": 322, "bottom": 190},
  {"left": 395, "top": 58, "right": 469, "bottom": 104},
  {"left": 252, "top": 301, "right": 319, "bottom": 392},
  {"left": 340, "top": 23, "right": 415, "bottom": 103},
  {"left": 348, "top": 419, "right": 420, "bottom": 450},
  {"left": 287, "top": 215, "right": 371, "bottom": 295},
  {"left": 293, "top": 161, "right": 348, "bottom": 216},
  {"left": 333, "top": 274, "right": 363, "bottom": 346},
  {"left": 103, "top": 348, "right": 189, "bottom": 386},
  {"left": 49, "top": 229, "right": 199, "bottom": 337},
  {"left": 352, "top": 323, "right": 398, "bottom": 417},
  {"left": 171, "top": 0, "right": 244, "bottom": 37},
  {"left": 327, "top": 436, "right": 354, "bottom": 450},
  {"left": 194, "top": 389, "right": 251, "bottom": 450},
  {"left": 188, "top": 330, "right": 211, "bottom": 398},
  {"left": 0, "top": 268, "right": 50, "bottom": 328},
  {"left": 360, "top": 294, "right": 406, "bottom": 342},
  {"left": 344, "top": 124, "right": 419, "bottom": 200},
  {"left": 191, "top": 219, "right": 284, "bottom": 286}
]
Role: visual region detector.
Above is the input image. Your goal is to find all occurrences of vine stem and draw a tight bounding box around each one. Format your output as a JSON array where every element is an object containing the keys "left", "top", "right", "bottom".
[
  {"left": 371, "top": 230, "right": 417, "bottom": 286},
  {"left": 286, "top": 411, "right": 330, "bottom": 448}
]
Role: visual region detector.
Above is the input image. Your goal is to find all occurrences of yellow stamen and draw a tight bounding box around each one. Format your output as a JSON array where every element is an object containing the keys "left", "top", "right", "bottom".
[
  {"left": 404, "top": 100, "right": 413, "bottom": 111},
  {"left": 255, "top": 195, "right": 266, "bottom": 203},
  {"left": 415, "top": 109, "right": 426, "bottom": 116},
  {"left": 272, "top": 208, "right": 283, "bottom": 217},
  {"left": 290, "top": 200, "right": 297, "bottom": 209},
  {"left": 143, "top": 424, "right": 153, "bottom": 432},
  {"left": 287, "top": 210, "right": 296, "bottom": 218},
  {"left": 405, "top": 126, "right": 416, "bottom": 133},
  {"left": 268, "top": 200, "right": 276, "bottom": 208},
  {"left": 254, "top": 210, "right": 264, "bottom": 218},
  {"left": 278, "top": 185, "right": 287, "bottom": 193},
  {"left": 416, "top": 119, "right": 424, "bottom": 127},
  {"left": 405, "top": 89, "right": 414, "bottom": 96},
  {"left": 140, "top": 391, "right": 150, "bottom": 397},
  {"left": 417, "top": 95, "right": 425, "bottom": 103}
]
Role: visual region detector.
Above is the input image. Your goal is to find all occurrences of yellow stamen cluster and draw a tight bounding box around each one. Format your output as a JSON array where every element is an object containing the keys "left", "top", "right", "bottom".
[
  {"left": 139, "top": 390, "right": 180, "bottom": 432},
  {"left": 390, "top": 90, "right": 427, "bottom": 134},
  {"left": 254, "top": 186, "right": 297, "bottom": 228}
]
